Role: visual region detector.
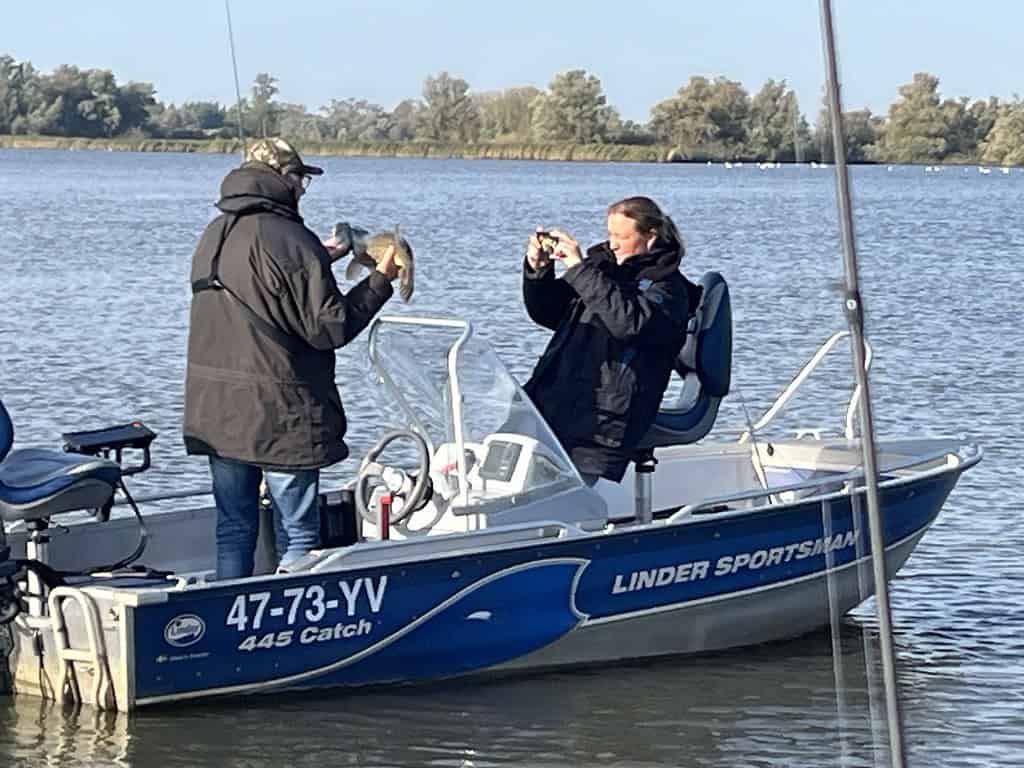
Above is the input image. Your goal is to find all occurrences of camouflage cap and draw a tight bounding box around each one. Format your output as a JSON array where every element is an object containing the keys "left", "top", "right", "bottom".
[{"left": 245, "top": 137, "right": 323, "bottom": 176}]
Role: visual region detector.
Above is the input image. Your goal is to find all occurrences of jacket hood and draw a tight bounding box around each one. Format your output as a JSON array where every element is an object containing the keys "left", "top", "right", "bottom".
[
  {"left": 216, "top": 163, "right": 303, "bottom": 220},
  {"left": 586, "top": 239, "right": 682, "bottom": 282}
]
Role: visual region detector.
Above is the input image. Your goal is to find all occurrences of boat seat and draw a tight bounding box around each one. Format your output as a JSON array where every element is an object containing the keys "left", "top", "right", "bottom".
[
  {"left": 637, "top": 270, "right": 732, "bottom": 451},
  {"left": 0, "top": 400, "right": 121, "bottom": 524}
]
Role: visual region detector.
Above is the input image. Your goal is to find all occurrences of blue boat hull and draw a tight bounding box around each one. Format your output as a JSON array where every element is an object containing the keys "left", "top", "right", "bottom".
[{"left": 131, "top": 469, "right": 958, "bottom": 705}]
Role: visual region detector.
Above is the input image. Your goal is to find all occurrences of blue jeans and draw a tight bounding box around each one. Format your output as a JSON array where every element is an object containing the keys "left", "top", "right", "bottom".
[{"left": 209, "top": 456, "right": 320, "bottom": 580}]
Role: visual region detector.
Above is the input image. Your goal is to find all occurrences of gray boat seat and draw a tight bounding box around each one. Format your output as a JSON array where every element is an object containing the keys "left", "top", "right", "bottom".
[
  {"left": 638, "top": 271, "right": 732, "bottom": 450},
  {"left": 0, "top": 399, "right": 121, "bottom": 524}
]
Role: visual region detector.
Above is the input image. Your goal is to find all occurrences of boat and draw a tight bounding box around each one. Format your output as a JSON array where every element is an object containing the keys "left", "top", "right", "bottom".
[{"left": 0, "top": 271, "right": 980, "bottom": 711}]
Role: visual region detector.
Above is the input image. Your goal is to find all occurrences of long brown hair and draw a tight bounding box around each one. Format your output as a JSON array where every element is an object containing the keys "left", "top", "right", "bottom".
[{"left": 607, "top": 196, "right": 684, "bottom": 257}]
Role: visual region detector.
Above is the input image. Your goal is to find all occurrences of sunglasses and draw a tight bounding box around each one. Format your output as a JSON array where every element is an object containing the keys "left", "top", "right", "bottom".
[{"left": 287, "top": 171, "right": 313, "bottom": 190}]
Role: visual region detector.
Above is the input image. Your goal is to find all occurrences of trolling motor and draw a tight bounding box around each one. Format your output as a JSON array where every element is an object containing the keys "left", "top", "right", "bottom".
[
  {"left": 54, "top": 421, "right": 158, "bottom": 571},
  {"left": 62, "top": 420, "right": 156, "bottom": 522},
  {"left": 0, "top": 542, "right": 20, "bottom": 625}
]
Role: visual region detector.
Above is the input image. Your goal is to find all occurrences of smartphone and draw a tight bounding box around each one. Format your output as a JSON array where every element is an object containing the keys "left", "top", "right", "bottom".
[{"left": 535, "top": 231, "right": 560, "bottom": 254}]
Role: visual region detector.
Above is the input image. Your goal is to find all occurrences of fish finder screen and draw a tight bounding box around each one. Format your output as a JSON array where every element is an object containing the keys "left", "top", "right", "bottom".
[{"left": 479, "top": 441, "right": 522, "bottom": 482}]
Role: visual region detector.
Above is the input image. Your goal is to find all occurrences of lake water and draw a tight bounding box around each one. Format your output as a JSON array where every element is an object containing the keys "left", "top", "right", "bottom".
[{"left": 1, "top": 150, "right": 1022, "bottom": 767}]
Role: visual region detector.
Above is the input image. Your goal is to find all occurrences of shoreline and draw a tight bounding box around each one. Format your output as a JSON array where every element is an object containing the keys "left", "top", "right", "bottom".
[
  {"left": 0, "top": 135, "right": 670, "bottom": 163},
  {"left": 1, "top": 135, "right": 1019, "bottom": 168}
]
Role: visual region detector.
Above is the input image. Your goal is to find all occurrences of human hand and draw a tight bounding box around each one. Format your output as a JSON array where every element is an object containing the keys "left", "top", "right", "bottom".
[
  {"left": 322, "top": 237, "right": 351, "bottom": 263},
  {"left": 548, "top": 229, "right": 582, "bottom": 268},
  {"left": 375, "top": 244, "right": 401, "bottom": 281}
]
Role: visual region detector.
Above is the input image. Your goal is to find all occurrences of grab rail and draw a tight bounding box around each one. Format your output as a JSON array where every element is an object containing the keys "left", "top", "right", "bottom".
[
  {"left": 666, "top": 444, "right": 975, "bottom": 523},
  {"left": 48, "top": 586, "right": 116, "bottom": 710},
  {"left": 738, "top": 331, "right": 873, "bottom": 444}
]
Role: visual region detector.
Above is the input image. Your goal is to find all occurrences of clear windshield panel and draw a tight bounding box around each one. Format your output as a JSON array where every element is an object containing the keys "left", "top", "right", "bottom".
[
  {"left": 366, "top": 322, "right": 452, "bottom": 448},
  {"left": 368, "top": 318, "right": 582, "bottom": 509}
]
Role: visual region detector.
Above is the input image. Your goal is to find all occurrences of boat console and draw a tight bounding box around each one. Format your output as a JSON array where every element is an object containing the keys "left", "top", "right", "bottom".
[{"left": 352, "top": 316, "right": 609, "bottom": 537}]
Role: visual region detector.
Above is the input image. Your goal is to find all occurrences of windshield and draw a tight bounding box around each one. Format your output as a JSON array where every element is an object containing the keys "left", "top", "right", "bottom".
[{"left": 367, "top": 316, "right": 582, "bottom": 509}]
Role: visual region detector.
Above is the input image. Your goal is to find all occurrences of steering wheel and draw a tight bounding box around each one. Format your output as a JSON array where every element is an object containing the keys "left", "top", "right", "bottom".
[{"left": 355, "top": 429, "right": 432, "bottom": 527}]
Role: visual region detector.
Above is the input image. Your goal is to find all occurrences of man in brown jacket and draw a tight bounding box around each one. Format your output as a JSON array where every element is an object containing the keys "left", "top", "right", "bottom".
[{"left": 184, "top": 137, "right": 398, "bottom": 579}]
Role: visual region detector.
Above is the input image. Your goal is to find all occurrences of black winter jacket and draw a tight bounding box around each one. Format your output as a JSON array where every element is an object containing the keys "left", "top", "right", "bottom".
[
  {"left": 522, "top": 241, "right": 696, "bottom": 482},
  {"left": 183, "top": 164, "right": 393, "bottom": 470}
]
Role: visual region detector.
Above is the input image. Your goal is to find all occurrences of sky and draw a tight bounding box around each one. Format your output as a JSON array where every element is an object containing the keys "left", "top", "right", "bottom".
[{"left": 2, "top": 0, "right": 1018, "bottom": 124}]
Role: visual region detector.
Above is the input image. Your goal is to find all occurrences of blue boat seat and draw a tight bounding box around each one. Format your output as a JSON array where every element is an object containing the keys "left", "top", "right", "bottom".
[
  {"left": 638, "top": 271, "right": 732, "bottom": 450},
  {"left": 0, "top": 400, "right": 121, "bottom": 524}
]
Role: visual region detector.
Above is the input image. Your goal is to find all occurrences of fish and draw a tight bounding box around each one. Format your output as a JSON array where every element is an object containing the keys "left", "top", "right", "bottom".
[
  {"left": 333, "top": 222, "right": 415, "bottom": 302},
  {"left": 329, "top": 221, "right": 370, "bottom": 256}
]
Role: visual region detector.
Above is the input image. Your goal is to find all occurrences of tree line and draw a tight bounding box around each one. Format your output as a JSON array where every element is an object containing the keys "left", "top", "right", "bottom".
[{"left": 1, "top": 55, "right": 1022, "bottom": 165}]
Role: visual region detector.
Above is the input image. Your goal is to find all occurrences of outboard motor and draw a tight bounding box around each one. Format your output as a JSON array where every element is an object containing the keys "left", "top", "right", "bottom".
[
  {"left": 633, "top": 271, "right": 732, "bottom": 522},
  {"left": 0, "top": 535, "right": 14, "bottom": 696},
  {"left": 0, "top": 403, "right": 21, "bottom": 624},
  {"left": 0, "top": 540, "right": 17, "bottom": 625}
]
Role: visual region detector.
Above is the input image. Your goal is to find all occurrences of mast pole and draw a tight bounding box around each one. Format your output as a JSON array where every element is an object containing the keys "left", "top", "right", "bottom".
[
  {"left": 817, "top": 2, "right": 908, "bottom": 766},
  {"left": 224, "top": 0, "right": 246, "bottom": 160}
]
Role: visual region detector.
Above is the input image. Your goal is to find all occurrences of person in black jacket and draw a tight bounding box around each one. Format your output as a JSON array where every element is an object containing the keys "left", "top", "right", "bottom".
[
  {"left": 184, "top": 137, "right": 399, "bottom": 579},
  {"left": 522, "top": 196, "right": 697, "bottom": 484}
]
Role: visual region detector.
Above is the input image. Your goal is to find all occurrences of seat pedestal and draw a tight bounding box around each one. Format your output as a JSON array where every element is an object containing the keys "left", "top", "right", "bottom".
[{"left": 634, "top": 448, "right": 657, "bottom": 524}]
